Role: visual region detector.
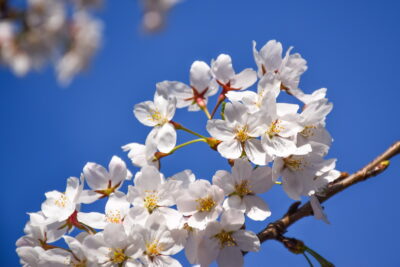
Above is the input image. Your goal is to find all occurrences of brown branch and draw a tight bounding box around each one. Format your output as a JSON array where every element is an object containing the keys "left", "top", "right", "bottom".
[{"left": 256, "top": 140, "right": 400, "bottom": 244}]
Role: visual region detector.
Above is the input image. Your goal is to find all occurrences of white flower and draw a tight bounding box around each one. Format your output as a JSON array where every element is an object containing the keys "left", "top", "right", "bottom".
[
  {"left": 272, "top": 146, "right": 338, "bottom": 200},
  {"left": 259, "top": 91, "right": 304, "bottom": 158},
  {"left": 16, "top": 212, "right": 65, "bottom": 248},
  {"left": 83, "top": 223, "right": 143, "bottom": 266},
  {"left": 122, "top": 131, "right": 159, "bottom": 168},
  {"left": 253, "top": 40, "right": 307, "bottom": 92},
  {"left": 134, "top": 90, "right": 177, "bottom": 153},
  {"left": 78, "top": 192, "right": 131, "bottom": 229},
  {"left": 211, "top": 53, "right": 257, "bottom": 93},
  {"left": 157, "top": 61, "right": 218, "bottom": 111},
  {"left": 41, "top": 177, "right": 82, "bottom": 223},
  {"left": 176, "top": 179, "right": 224, "bottom": 229},
  {"left": 127, "top": 166, "right": 182, "bottom": 229},
  {"left": 140, "top": 0, "right": 182, "bottom": 32},
  {"left": 135, "top": 214, "right": 185, "bottom": 267},
  {"left": 297, "top": 97, "right": 333, "bottom": 155},
  {"left": 226, "top": 73, "right": 281, "bottom": 114},
  {"left": 206, "top": 101, "right": 271, "bottom": 165},
  {"left": 16, "top": 246, "right": 45, "bottom": 266},
  {"left": 213, "top": 159, "right": 274, "bottom": 221},
  {"left": 198, "top": 209, "right": 260, "bottom": 267},
  {"left": 81, "top": 156, "right": 132, "bottom": 203}
]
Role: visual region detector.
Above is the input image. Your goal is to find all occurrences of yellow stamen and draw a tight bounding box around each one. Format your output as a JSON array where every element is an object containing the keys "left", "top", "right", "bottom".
[
  {"left": 214, "top": 230, "right": 237, "bottom": 248},
  {"left": 300, "top": 125, "right": 317, "bottom": 137},
  {"left": 146, "top": 240, "right": 162, "bottom": 257},
  {"left": 234, "top": 180, "right": 253, "bottom": 198},
  {"left": 235, "top": 125, "right": 249, "bottom": 142},
  {"left": 266, "top": 120, "right": 284, "bottom": 138},
  {"left": 144, "top": 191, "right": 159, "bottom": 213},
  {"left": 110, "top": 248, "right": 128, "bottom": 264},
  {"left": 283, "top": 156, "right": 306, "bottom": 171},
  {"left": 148, "top": 109, "right": 168, "bottom": 125},
  {"left": 106, "top": 210, "right": 123, "bottom": 224},
  {"left": 196, "top": 196, "right": 216, "bottom": 212},
  {"left": 54, "top": 194, "right": 68, "bottom": 208}
]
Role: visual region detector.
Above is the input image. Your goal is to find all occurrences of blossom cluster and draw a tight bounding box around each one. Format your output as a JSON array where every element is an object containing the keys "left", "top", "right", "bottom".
[
  {"left": 16, "top": 40, "right": 340, "bottom": 266},
  {"left": 0, "top": 0, "right": 103, "bottom": 84},
  {"left": 0, "top": 0, "right": 182, "bottom": 84}
]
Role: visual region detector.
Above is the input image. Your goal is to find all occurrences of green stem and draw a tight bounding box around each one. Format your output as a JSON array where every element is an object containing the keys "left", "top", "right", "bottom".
[
  {"left": 303, "top": 252, "right": 314, "bottom": 267},
  {"left": 169, "top": 138, "right": 207, "bottom": 154},
  {"left": 176, "top": 124, "right": 208, "bottom": 139},
  {"left": 305, "top": 246, "right": 334, "bottom": 267},
  {"left": 201, "top": 105, "right": 212, "bottom": 119}
]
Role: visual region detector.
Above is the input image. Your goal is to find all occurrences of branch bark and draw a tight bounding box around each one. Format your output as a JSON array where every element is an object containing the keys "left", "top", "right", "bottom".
[{"left": 256, "top": 141, "right": 400, "bottom": 244}]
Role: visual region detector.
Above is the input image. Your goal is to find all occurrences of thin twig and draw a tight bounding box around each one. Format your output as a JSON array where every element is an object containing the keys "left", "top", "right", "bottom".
[{"left": 255, "top": 141, "right": 400, "bottom": 244}]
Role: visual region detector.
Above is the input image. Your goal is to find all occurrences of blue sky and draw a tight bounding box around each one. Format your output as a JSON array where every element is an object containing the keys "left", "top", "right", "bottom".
[{"left": 1, "top": 0, "right": 400, "bottom": 266}]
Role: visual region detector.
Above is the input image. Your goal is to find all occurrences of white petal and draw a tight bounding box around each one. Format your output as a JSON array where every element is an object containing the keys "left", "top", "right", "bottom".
[
  {"left": 212, "top": 170, "right": 235, "bottom": 195},
  {"left": 103, "top": 223, "right": 128, "bottom": 248},
  {"left": 231, "top": 68, "right": 257, "bottom": 90},
  {"left": 244, "top": 139, "right": 271, "bottom": 165},
  {"left": 217, "top": 246, "right": 243, "bottom": 267},
  {"left": 83, "top": 162, "right": 109, "bottom": 190},
  {"left": 248, "top": 166, "right": 274, "bottom": 194},
  {"left": 224, "top": 101, "right": 248, "bottom": 124},
  {"left": 282, "top": 172, "right": 303, "bottom": 200},
  {"left": 211, "top": 54, "right": 235, "bottom": 83},
  {"left": 134, "top": 101, "right": 158, "bottom": 127},
  {"left": 77, "top": 212, "right": 106, "bottom": 229},
  {"left": 262, "top": 135, "right": 297, "bottom": 158},
  {"left": 221, "top": 209, "right": 244, "bottom": 231},
  {"left": 79, "top": 190, "right": 99, "bottom": 204},
  {"left": 259, "top": 40, "right": 283, "bottom": 73},
  {"left": 157, "top": 81, "right": 192, "bottom": 108},
  {"left": 217, "top": 139, "right": 242, "bottom": 159},
  {"left": 244, "top": 195, "right": 271, "bottom": 221},
  {"left": 223, "top": 195, "right": 246, "bottom": 212},
  {"left": 134, "top": 166, "right": 163, "bottom": 191},
  {"left": 310, "top": 195, "right": 330, "bottom": 224},
  {"left": 233, "top": 230, "right": 260, "bottom": 252},
  {"left": 206, "top": 120, "right": 235, "bottom": 141},
  {"left": 108, "top": 156, "right": 128, "bottom": 185},
  {"left": 65, "top": 177, "right": 80, "bottom": 201},
  {"left": 156, "top": 123, "right": 177, "bottom": 153},
  {"left": 190, "top": 60, "right": 212, "bottom": 92}
]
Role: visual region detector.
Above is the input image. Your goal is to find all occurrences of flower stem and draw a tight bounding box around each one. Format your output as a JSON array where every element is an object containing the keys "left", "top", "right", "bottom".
[
  {"left": 201, "top": 105, "right": 212, "bottom": 119},
  {"left": 304, "top": 246, "right": 334, "bottom": 267},
  {"left": 303, "top": 252, "right": 314, "bottom": 267},
  {"left": 169, "top": 138, "right": 207, "bottom": 154},
  {"left": 210, "top": 93, "right": 226, "bottom": 119},
  {"left": 171, "top": 121, "right": 208, "bottom": 139}
]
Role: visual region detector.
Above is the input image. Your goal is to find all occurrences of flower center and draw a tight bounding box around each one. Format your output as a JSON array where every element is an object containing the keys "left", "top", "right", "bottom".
[
  {"left": 110, "top": 248, "right": 128, "bottom": 264},
  {"left": 106, "top": 210, "right": 123, "bottom": 224},
  {"left": 54, "top": 194, "right": 68, "bottom": 208},
  {"left": 235, "top": 125, "right": 249, "bottom": 142},
  {"left": 267, "top": 120, "right": 284, "bottom": 138},
  {"left": 300, "top": 125, "right": 316, "bottom": 137},
  {"left": 283, "top": 156, "right": 306, "bottom": 171},
  {"left": 196, "top": 196, "right": 216, "bottom": 212},
  {"left": 214, "top": 230, "right": 237, "bottom": 248},
  {"left": 234, "top": 180, "right": 252, "bottom": 198},
  {"left": 148, "top": 108, "right": 168, "bottom": 125},
  {"left": 144, "top": 191, "right": 159, "bottom": 213},
  {"left": 146, "top": 240, "right": 162, "bottom": 257}
]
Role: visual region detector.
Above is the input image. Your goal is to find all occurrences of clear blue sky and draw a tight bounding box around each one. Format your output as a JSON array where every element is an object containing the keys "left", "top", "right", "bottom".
[{"left": 1, "top": 0, "right": 400, "bottom": 266}]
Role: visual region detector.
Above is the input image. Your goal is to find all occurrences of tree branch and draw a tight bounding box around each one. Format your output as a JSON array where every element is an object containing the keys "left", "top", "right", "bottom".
[{"left": 256, "top": 141, "right": 400, "bottom": 244}]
